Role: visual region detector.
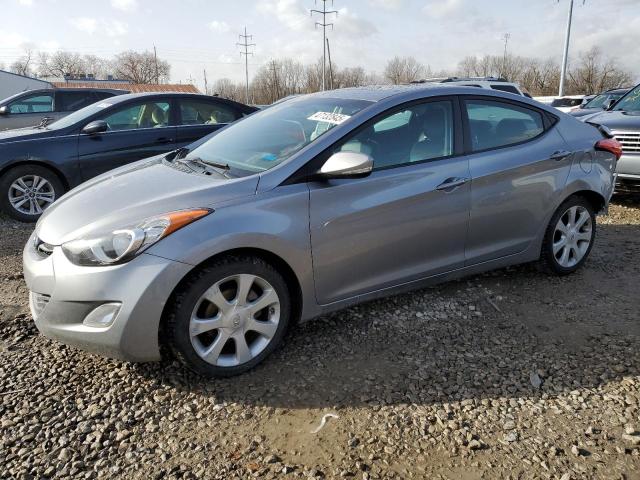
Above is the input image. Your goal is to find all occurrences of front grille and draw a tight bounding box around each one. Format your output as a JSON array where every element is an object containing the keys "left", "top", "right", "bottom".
[
  {"left": 29, "top": 292, "right": 51, "bottom": 320},
  {"left": 613, "top": 131, "right": 640, "bottom": 154}
]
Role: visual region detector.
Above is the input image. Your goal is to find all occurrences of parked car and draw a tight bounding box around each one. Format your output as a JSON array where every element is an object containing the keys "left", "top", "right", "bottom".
[
  {"left": 23, "top": 85, "right": 619, "bottom": 377},
  {"left": 0, "top": 92, "right": 257, "bottom": 221},
  {"left": 579, "top": 83, "right": 640, "bottom": 191},
  {"left": 569, "top": 88, "right": 630, "bottom": 118},
  {"left": 414, "top": 77, "right": 527, "bottom": 96},
  {"left": 550, "top": 95, "right": 585, "bottom": 113},
  {"left": 0, "top": 88, "right": 127, "bottom": 131}
]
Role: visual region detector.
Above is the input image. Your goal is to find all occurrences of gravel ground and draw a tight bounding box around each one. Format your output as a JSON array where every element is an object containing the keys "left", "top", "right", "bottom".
[{"left": 1, "top": 196, "right": 640, "bottom": 480}]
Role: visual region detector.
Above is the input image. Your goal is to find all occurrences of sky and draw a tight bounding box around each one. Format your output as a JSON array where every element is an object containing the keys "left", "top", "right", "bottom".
[{"left": 1, "top": 0, "right": 639, "bottom": 90}]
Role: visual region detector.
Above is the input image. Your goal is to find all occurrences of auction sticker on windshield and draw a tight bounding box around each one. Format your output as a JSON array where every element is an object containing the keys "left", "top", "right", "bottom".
[{"left": 307, "top": 112, "right": 351, "bottom": 125}]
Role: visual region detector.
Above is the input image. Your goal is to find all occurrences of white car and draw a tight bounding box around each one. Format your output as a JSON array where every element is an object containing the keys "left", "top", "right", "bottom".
[
  {"left": 550, "top": 95, "right": 586, "bottom": 113},
  {"left": 415, "top": 77, "right": 527, "bottom": 97}
]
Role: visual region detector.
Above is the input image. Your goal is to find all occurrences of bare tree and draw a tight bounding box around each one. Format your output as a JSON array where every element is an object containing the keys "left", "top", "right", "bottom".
[
  {"left": 567, "top": 47, "right": 632, "bottom": 94},
  {"left": 10, "top": 49, "right": 34, "bottom": 77},
  {"left": 212, "top": 78, "right": 243, "bottom": 101},
  {"left": 38, "top": 51, "right": 85, "bottom": 78},
  {"left": 384, "top": 56, "right": 425, "bottom": 84},
  {"left": 113, "top": 50, "right": 170, "bottom": 84}
]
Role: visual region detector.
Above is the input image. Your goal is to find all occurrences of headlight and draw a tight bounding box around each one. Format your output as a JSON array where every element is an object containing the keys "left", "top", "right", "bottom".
[{"left": 62, "top": 209, "right": 211, "bottom": 266}]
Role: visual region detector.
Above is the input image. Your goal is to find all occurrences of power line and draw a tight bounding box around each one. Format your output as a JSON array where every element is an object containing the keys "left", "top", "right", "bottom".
[
  {"left": 237, "top": 26, "right": 255, "bottom": 105},
  {"left": 311, "top": 0, "right": 338, "bottom": 91}
]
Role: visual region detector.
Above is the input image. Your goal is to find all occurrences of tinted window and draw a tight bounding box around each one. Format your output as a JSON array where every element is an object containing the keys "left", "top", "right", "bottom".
[
  {"left": 465, "top": 99, "right": 544, "bottom": 151},
  {"left": 57, "top": 91, "right": 97, "bottom": 112},
  {"left": 8, "top": 93, "right": 54, "bottom": 114},
  {"left": 490, "top": 84, "right": 521, "bottom": 95},
  {"left": 338, "top": 100, "right": 454, "bottom": 170},
  {"left": 93, "top": 91, "right": 117, "bottom": 101},
  {"left": 98, "top": 101, "right": 171, "bottom": 131},
  {"left": 179, "top": 100, "right": 239, "bottom": 125},
  {"left": 551, "top": 98, "right": 583, "bottom": 107}
]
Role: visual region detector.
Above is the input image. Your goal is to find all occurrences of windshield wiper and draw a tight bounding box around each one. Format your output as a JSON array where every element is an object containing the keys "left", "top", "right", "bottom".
[
  {"left": 34, "top": 116, "right": 54, "bottom": 129},
  {"left": 187, "top": 156, "right": 230, "bottom": 171}
]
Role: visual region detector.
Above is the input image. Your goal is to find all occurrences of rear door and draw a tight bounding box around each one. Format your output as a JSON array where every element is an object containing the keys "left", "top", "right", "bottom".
[
  {"left": 309, "top": 98, "right": 470, "bottom": 304},
  {"left": 77, "top": 98, "right": 176, "bottom": 180},
  {"left": 175, "top": 98, "right": 244, "bottom": 147},
  {"left": 0, "top": 91, "right": 55, "bottom": 129},
  {"left": 462, "top": 97, "right": 572, "bottom": 264}
]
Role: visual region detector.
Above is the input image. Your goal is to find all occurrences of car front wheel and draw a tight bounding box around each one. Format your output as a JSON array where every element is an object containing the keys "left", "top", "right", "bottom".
[
  {"left": 0, "top": 165, "right": 64, "bottom": 222},
  {"left": 165, "top": 256, "right": 292, "bottom": 377},
  {"left": 540, "top": 196, "right": 596, "bottom": 275}
]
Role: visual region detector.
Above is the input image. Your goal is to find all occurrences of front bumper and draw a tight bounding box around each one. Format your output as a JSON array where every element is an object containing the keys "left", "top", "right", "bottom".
[
  {"left": 616, "top": 153, "right": 640, "bottom": 183},
  {"left": 23, "top": 236, "right": 191, "bottom": 361}
]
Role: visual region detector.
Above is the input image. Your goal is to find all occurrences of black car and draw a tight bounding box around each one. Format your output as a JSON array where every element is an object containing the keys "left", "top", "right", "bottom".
[
  {"left": 0, "top": 88, "right": 128, "bottom": 131},
  {"left": 0, "top": 92, "right": 257, "bottom": 221},
  {"left": 569, "top": 88, "right": 630, "bottom": 118}
]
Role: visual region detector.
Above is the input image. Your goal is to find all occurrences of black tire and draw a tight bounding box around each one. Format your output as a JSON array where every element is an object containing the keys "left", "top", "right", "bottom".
[
  {"left": 165, "top": 255, "right": 292, "bottom": 378},
  {"left": 540, "top": 195, "right": 596, "bottom": 275},
  {"left": 0, "top": 165, "right": 65, "bottom": 222}
]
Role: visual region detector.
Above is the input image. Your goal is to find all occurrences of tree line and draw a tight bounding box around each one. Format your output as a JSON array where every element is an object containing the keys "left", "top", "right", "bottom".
[
  {"left": 214, "top": 47, "right": 632, "bottom": 105},
  {"left": 6, "top": 49, "right": 170, "bottom": 84},
  {"left": 3, "top": 46, "right": 632, "bottom": 104}
]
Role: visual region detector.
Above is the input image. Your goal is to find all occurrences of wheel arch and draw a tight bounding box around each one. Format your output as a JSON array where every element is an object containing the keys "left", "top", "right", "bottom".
[
  {"left": 0, "top": 160, "right": 70, "bottom": 191},
  {"left": 158, "top": 247, "right": 304, "bottom": 350}
]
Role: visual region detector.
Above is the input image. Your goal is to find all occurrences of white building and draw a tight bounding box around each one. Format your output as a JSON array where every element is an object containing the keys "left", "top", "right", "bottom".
[{"left": 0, "top": 70, "right": 52, "bottom": 101}]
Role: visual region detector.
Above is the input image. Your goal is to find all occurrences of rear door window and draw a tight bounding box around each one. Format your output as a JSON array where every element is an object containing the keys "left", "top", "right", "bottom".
[
  {"left": 57, "top": 91, "right": 97, "bottom": 112},
  {"left": 179, "top": 100, "right": 240, "bottom": 125},
  {"left": 7, "top": 93, "right": 54, "bottom": 114},
  {"left": 465, "top": 99, "right": 545, "bottom": 152}
]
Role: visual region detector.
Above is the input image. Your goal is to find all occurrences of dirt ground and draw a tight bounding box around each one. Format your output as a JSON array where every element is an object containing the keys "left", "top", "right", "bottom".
[{"left": 1, "top": 196, "right": 640, "bottom": 480}]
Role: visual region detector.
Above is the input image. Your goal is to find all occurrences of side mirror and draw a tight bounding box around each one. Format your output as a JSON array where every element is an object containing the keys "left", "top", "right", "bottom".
[
  {"left": 0, "top": 106, "right": 8, "bottom": 115},
  {"left": 82, "top": 120, "right": 108, "bottom": 135},
  {"left": 603, "top": 99, "right": 616, "bottom": 110},
  {"left": 318, "top": 151, "right": 373, "bottom": 179}
]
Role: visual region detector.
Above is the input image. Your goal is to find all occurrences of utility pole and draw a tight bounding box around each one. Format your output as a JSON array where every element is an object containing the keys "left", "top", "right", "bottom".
[
  {"left": 311, "top": 0, "right": 337, "bottom": 91},
  {"left": 203, "top": 69, "right": 208, "bottom": 95},
  {"left": 501, "top": 33, "right": 510, "bottom": 79},
  {"left": 237, "top": 27, "right": 255, "bottom": 105},
  {"left": 326, "top": 38, "right": 334, "bottom": 90},
  {"left": 153, "top": 45, "right": 159, "bottom": 84},
  {"left": 558, "top": 0, "right": 585, "bottom": 96}
]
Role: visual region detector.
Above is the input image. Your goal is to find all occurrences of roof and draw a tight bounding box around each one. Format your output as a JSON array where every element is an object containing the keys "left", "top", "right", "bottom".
[
  {"left": 312, "top": 84, "right": 445, "bottom": 102},
  {"left": 0, "top": 69, "right": 53, "bottom": 86},
  {"left": 51, "top": 81, "right": 200, "bottom": 93}
]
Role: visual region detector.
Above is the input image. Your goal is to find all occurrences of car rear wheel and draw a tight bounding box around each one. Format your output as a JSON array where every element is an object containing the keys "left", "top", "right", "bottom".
[
  {"left": 0, "top": 165, "right": 64, "bottom": 222},
  {"left": 540, "top": 196, "right": 596, "bottom": 275},
  {"left": 166, "top": 256, "right": 291, "bottom": 377}
]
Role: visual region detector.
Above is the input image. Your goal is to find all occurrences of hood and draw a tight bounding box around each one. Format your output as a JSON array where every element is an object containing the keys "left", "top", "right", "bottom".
[
  {"left": 579, "top": 110, "right": 640, "bottom": 130},
  {"left": 569, "top": 108, "right": 602, "bottom": 118},
  {"left": 0, "top": 126, "right": 58, "bottom": 142},
  {"left": 36, "top": 157, "right": 258, "bottom": 245}
]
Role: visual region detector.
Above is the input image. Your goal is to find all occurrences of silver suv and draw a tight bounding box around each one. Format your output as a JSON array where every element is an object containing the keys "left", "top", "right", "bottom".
[
  {"left": 579, "top": 82, "right": 640, "bottom": 192},
  {"left": 413, "top": 77, "right": 526, "bottom": 96},
  {"left": 24, "top": 85, "right": 618, "bottom": 377}
]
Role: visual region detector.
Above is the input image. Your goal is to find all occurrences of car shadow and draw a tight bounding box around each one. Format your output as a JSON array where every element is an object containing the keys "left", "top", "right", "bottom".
[{"left": 132, "top": 221, "right": 640, "bottom": 410}]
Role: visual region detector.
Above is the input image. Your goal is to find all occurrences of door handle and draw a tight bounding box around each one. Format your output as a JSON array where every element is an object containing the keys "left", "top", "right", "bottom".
[
  {"left": 435, "top": 177, "right": 469, "bottom": 192},
  {"left": 156, "top": 137, "right": 173, "bottom": 144},
  {"left": 549, "top": 150, "right": 571, "bottom": 161}
]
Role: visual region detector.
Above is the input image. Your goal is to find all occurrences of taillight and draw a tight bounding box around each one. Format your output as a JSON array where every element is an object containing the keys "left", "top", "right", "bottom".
[{"left": 595, "top": 138, "right": 622, "bottom": 160}]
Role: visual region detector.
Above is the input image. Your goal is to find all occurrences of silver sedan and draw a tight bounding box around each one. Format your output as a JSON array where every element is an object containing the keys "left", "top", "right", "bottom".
[{"left": 23, "top": 85, "right": 620, "bottom": 377}]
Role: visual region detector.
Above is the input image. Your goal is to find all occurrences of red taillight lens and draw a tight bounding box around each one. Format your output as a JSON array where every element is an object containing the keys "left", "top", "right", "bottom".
[{"left": 595, "top": 138, "right": 622, "bottom": 160}]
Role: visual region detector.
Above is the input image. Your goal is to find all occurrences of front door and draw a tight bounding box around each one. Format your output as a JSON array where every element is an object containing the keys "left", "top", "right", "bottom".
[
  {"left": 78, "top": 99, "right": 176, "bottom": 180},
  {"left": 309, "top": 98, "right": 470, "bottom": 304},
  {"left": 174, "top": 98, "right": 244, "bottom": 148}
]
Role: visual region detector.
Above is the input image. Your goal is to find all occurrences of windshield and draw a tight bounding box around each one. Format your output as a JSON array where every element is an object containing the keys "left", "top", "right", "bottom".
[
  {"left": 45, "top": 99, "right": 118, "bottom": 130},
  {"left": 585, "top": 91, "right": 626, "bottom": 109},
  {"left": 613, "top": 84, "right": 640, "bottom": 112},
  {"left": 186, "top": 96, "right": 372, "bottom": 176}
]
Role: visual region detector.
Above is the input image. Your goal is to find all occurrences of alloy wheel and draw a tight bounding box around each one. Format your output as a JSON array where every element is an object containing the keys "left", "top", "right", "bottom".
[
  {"left": 8, "top": 175, "right": 56, "bottom": 216},
  {"left": 552, "top": 205, "right": 593, "bottom": 268},
  {"left": 189, "top": 274, "right": 281, "bottom": 367}
]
